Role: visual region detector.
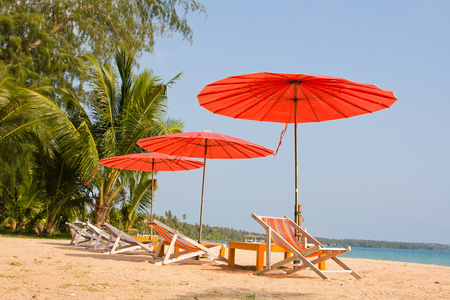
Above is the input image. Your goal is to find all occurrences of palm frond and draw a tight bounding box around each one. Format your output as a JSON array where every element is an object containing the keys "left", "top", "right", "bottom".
[
  {"left": 0, "top": 68, "right": 13, "bottom": 109},
  {"left": 115, "top": 47, "right": 135, "bottom": 109},
  {"left": 121, "top": 172, "right": 154, "bottom": 230},
  {"left": 162, "top": 117, "right": 184, "bottom": 133},
  {"left": 83, "top": 53, "right": 118, "bottom": 129},
  {"left": 59, "top": 86, "right": 93, "bottom": 128},
  {"left": 165, "top": 72, "right": 183, "bottom": 86}
]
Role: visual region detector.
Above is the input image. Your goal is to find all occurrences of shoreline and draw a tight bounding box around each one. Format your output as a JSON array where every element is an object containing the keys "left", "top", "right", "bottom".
[{"left": 1, "top": 237, "right": 449, "bottom": 299}]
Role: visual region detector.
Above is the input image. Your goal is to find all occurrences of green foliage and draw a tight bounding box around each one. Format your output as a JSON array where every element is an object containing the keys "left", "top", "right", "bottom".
[
  {"left": 120, "top": 171, "right": 154, "bottom": 232},
  {"left": 0, "top": 48, "right": 184, "bottom": 230},
  {"left": 0, "top": 0, "right": 206, "bottom": 90},
  {"left": 153, "top": 211, "right": 260, "bottom": 242},
  {"left": 0, "top": 0, "right": 204, "bottom": 235},
  {"left": 28, "top": 133, "right": 92, "bottom": 236},
  {"left": 73, "top": 48, "right": 184, "bottom": 224}
]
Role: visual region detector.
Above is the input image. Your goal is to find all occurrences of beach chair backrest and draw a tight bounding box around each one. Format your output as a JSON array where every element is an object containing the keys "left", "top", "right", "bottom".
[
  {"left": 86, "top": 223, "right": 99, "bottom": 235},
  {"left": 66, "top": 222, "right": 82, "bottom": 235},
  {"left": 151, "top": 222, "right": 201, "bottom": 252},
  {"left": 260, "top": 216, "right": 306, "bottom": 252},
  {"left": 103, "top": 223, "right": 139, "bottom": 245},
  {"left": 66, "top": 222, "right": 91, "bottom": 239},
  {"left": 66, "top": 222, "right": 79, "bottom": 233},
  {"left": 87, "top": 223, "right": 110, "bottom": 241}
]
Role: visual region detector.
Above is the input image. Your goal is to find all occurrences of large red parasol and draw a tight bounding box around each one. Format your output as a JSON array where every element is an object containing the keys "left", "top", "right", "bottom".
[
  {"left": 138, "top": 131, "right": 274, "bottom": 242},
  {"left": 99, "top": 153, "right": 204, "bottom": 237},
  {"left": 198, "top": 72, "right": 397, "bottom": 225}
]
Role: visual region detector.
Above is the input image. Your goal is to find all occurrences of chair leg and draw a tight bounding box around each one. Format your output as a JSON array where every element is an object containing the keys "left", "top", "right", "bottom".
[
  {"left": 109, "top": 233, "right": 123, "bottom": 255},
  {"left": 74, "top": 233, "right": 81, "bottom": 247},
  {"left": 104, "top": 235, "right": 113, "bottom": 253},
  {"left": 162, "top": 232, "right": 178, "bottom": 265},
  {"left": 293, "top": 255, "right": 329, "bottom": 280},
  {"left": 332, "top": 257, "right": 364, "bottom": 279},
  {"left": 69, "top": 234, "right": 76, "bottom": 246},
  {"left": 255, "top": 256, "right": 297, "bottom": 275},
  {"left": 93, "top": 233, "right": 102, "bottom": 250}
]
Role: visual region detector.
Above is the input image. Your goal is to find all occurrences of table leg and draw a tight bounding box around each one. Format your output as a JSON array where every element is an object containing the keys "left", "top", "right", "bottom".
[
  {"left": 318, "top": 253, "right": 325, "bottom": 270},
  {"left": 228, "top": 248, "right": 236, "bottom": 266},
  {"left": 158, "top": 244, "right": 165, "bottom": 257},
  {"left": 256, "top": 247, "right": 264, "bottom": 271}
]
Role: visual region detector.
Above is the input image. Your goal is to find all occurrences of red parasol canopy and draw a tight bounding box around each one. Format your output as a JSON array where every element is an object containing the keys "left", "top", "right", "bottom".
[
  {"left": 137, "top": 131, "right": 274, "bottom": 159},
  {"left": 138, "top": 131, "right": 273, "bottom": 242},
  {"left": 198, "top": 72, "right": 397, "bottom": 225},
  {"left": 99, "top": 153, "right": 204, "bottom": 172},
  {"left": 197, "top": 72, "right": 397, "bottom": 123},
  {"left": 99, "top": 153, "right": 204, "bottom": 237}
]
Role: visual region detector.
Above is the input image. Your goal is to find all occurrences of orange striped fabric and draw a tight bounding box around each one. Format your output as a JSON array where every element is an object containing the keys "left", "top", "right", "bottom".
[
  {"left": 152, "top": 223, "right": 217, "bottom": 252},
  {"left": 261, "top": 217, "right": 306, "bottom": 252}
]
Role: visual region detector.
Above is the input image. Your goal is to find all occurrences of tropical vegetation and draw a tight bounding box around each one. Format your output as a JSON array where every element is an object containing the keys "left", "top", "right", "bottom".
[
  {"left": 0, "top": 0, "right": 205, "bottom": 90},
  {"left": 0, "top": 0, "right": 205, "bottom": 236}
]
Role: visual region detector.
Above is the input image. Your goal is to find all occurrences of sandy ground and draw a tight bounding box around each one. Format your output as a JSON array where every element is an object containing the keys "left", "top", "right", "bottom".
[{"left": 1, "top": 237, "right": 449, "bottom": 299}]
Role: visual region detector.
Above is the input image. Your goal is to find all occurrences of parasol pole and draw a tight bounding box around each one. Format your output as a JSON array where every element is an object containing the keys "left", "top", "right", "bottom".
[
  {"left": 293, "top": 82, "right": 301, "bottom": 265},
  {"left": 198, "top": 139, "right": 208, "bottom": 243},
  {"left": 293, "top": 82, "right": 301, "bottom": 228},
  {"left": 150, "top": 159, "right": 155, "bottom": 240},
  {"left": 294, "top": 100, "right": 300, "bottom": 227}
]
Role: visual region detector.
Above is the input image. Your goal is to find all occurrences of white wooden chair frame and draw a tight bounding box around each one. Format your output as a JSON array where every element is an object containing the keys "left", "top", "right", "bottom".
[
  {"left": 150, "top": 220, "right": 227, "bottom": 265},
  {"left": 102, "top": 223, "right": 157, "bottom": 255},
  {"left": 85, "top": 223, "right": 127, "bottom": 251},
  {"left": 66, "top": 222, "right": 94, "bottom": 247},
  {"left": 252, "top": 213, "right": 363, "bottom": 280}
]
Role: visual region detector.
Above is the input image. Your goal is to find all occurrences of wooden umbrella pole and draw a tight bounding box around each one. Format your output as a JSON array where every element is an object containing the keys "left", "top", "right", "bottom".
[
  {"left": 150, "top": 159, "right": 155, "bottom": 240},
  {"left": 294, "top": 83, "right": 301, "bottom": 265},
  {"left": 198, "top": 139, "right": 208, "bottom": 243},
  {"left": 293, "top": 84, "right": 301, "bottom": 228}
]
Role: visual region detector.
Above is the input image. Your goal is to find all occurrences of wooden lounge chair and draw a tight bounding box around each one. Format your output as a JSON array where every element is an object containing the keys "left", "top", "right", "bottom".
[
  {"left": 65, "top": 222, "right": 94, "bottom": 247},
  {"left": 102, "top": 222, "right": 157, "bottom": 255},
  {"left": 149, "top": 220, "right": 227, "bottom": 265},
  {"left": 252, "top": 213, "right": 363, "bottom": 280}
]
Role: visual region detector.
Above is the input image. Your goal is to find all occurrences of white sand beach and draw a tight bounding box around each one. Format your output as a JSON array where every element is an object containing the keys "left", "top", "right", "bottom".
[{"left": 1, "top": 237, "right": 449, "bottom": 299}]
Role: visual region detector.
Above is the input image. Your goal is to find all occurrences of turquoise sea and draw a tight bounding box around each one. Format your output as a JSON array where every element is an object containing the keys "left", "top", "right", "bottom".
[{"left": 341, "top": 247, "right": 450, "bottom": 267}]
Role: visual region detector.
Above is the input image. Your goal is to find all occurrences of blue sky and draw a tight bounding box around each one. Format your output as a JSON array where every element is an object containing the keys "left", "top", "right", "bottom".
[{"left": 139, "top": 1, "right": 450, "bottom": 244}]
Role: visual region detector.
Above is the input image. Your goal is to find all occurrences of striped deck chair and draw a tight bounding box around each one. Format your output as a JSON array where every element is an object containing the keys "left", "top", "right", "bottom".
[
  {"left": 102, "top": 223, "right": 157, "bottom": 255},
  {"left": 65, "top": 222, "right": 94, "bottom": 247},
  {"left": 149, "top": 220, "right": 227, "bottom": 265},
  {"left": 252, "top": 214, "right": 363, "bottom": 280}
]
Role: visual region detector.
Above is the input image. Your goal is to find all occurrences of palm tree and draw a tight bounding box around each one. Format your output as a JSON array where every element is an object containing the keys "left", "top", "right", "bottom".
[
  {"left": 70, "top": 48, "right": 183, "bottom": 225},
  {"left": 0, "top": 48, "right": 183, "bottom": 229},
  {"left": 1, "top": 68, "right": 90, "bottom": 235},
  {"left": 29, "top": 133, "right": 92, "bottom": 236}
]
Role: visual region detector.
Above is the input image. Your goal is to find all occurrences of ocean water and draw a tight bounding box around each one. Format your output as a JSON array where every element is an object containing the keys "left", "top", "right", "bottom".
[{"left": 341, "top": 247, "right": 450, "bottom": 267}]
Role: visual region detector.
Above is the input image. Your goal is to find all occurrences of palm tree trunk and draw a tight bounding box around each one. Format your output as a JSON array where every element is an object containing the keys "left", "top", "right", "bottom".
[
  {"left": 42, "top": 223, "right": 56, "bottom": 237},
  {"left": 92, "top": 204, "right": 111, "bottom": 225}
]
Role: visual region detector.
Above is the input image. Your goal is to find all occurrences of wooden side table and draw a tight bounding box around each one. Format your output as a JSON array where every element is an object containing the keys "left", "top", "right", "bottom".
[{"left": 228, "top": 242, "right": 291, "bottom": 271}]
